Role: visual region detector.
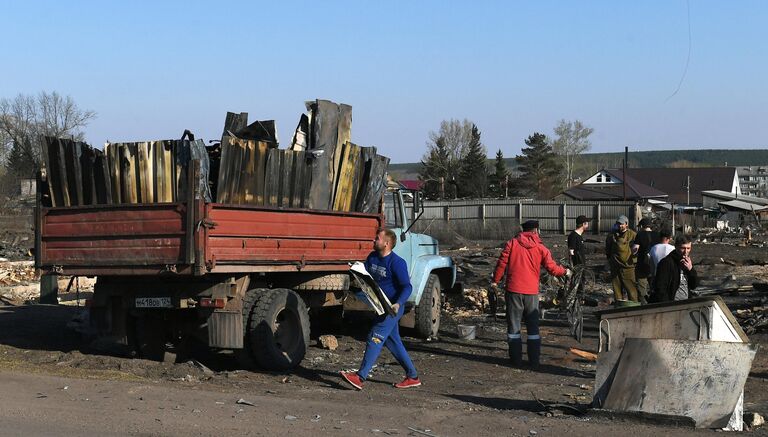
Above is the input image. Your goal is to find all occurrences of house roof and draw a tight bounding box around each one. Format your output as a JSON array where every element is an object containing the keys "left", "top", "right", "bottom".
[
  {"left": 398, "top": 179, "right": 424, "bottom": 191},
  {"left": 622, "top": 167, "right": 738, "bottom": 205},
  {"left": 561, "top": 169, "right": 667, "bottom": 201},
  {"left": 718, "top": 200, "right": 768, "bottom": 212},
  {"left": 701, "top": 190, "right": 768, "bottom": 206}
]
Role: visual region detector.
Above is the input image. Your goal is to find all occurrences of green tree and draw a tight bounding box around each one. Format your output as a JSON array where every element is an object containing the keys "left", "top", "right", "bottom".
[
  {"left": 515, "top": 132, "right": 563, "bottom": 199},
  {"left": 457, "top": 124, "right": 488, "bottom": 198},
  {"left": 552, "top": 119, "right": 594, "bottom": 188},
  {"left": 419, "top": 136, "right": 452, "bottom": 199},
  {"left": 488, "top": 149, "right": 510, "bottom": 197}
]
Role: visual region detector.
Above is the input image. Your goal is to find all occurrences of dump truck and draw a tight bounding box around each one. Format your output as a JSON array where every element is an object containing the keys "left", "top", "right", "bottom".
[{"left": 35, "top": 164, "right": 455, "bottom": 370}]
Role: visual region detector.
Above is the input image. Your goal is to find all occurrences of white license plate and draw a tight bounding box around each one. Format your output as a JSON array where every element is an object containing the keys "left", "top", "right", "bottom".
[{"left": 135, "top": 297, "right": 172, "bottom": 308}]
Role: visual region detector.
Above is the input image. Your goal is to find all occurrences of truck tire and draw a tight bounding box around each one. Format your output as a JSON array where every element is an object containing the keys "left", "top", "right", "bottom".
[
  {"left": 240, "top": 288, "right": 310, "bottom": 371},
  {"left": 290, "top": 274, "right": 349, "bottom": 291},
  {"left": 415, "top": 274, "right": 441, "bottom": 338}
]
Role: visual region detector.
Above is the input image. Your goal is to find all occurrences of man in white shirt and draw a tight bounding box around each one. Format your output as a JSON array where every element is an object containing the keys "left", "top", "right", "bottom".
[{"left": 649, "top": 228, "right": 674, "bottom": 280}]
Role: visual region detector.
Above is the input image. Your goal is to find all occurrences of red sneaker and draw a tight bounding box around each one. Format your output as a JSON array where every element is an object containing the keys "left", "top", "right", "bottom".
[
  {"left": 394, "top": 377, "right": 422, "bottom": 389},
  {"left": 340, "top": 371, "right": 364, "bottom": 390}
]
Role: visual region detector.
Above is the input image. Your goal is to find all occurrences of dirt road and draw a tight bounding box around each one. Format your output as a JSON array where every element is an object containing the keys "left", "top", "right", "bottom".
[
  {"left": 0, "top": 302, "right": 750, "bottom": 436},
  {"left": 1, "top": 236, "right": 767, "bottom": 435}
]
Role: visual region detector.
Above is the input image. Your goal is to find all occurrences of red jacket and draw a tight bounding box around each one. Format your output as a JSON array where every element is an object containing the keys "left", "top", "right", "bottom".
[{"left": 492, "top": 231, "right": 567, "bottom": 295}]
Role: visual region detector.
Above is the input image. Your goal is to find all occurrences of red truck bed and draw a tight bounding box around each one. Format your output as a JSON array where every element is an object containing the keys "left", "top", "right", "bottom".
[{"left": 36, "top": 201, "right": 381, "bottom": 276}]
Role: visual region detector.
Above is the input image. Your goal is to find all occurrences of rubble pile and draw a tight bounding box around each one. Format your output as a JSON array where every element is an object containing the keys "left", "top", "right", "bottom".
[
  {"left": 0, "top": 229, "right": 33, "bottom": 261},
  {"left": 444, "top": 287, "right": 493, "bottom": 317},
  {"left": 0, "top": 261, "right": 39, "bottom": 305},
  {"left": 0, "top": 261, "right": 38, "bottom": 286},
  {"left": 732, "top": 286, "right": 768, "bottom": 335}
]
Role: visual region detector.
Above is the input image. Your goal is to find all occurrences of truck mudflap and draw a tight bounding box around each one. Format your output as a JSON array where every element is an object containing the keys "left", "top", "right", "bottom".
[
  {"left": 408, "top": 255, "right": 456, "bottom": 305},
  {"left": 208, "top": 310, "right": 243, "bottom": 349}
]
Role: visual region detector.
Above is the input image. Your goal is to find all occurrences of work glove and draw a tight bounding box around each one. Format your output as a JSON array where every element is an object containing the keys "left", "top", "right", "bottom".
[{"left": 565, "top": 268, "right": 573, "bottom": 278}]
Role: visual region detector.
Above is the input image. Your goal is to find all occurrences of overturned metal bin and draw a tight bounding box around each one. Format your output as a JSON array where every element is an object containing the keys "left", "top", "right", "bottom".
[{"left": 594, "top": 296, "right": 755, "bottom": 430}]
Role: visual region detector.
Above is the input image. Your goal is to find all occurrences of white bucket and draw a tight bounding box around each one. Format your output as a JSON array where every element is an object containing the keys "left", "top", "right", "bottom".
[{"left": 457, "top": 324, "right": 476, "bottom": 340}]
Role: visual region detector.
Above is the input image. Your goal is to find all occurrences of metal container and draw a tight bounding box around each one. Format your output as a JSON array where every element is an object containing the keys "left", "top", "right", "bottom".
[{"left": 456, "top": 324, "right": 476, "bottom": 340}]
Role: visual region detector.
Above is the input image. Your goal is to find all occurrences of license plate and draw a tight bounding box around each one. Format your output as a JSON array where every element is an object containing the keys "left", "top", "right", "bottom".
[{"left": 135, "top": 297, "right": 172, "bottom": 308}]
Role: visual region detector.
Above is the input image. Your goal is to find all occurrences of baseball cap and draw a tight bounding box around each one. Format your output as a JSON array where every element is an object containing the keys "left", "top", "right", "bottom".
[
  {"left": 616, "top": 215, "right": 629, "bottom": 225},
  {"left": 576, "top": 215, "right": 590, "bottom": 226},
  {"left": 521, "top": 220, "right": 539, "bottom": 231}
]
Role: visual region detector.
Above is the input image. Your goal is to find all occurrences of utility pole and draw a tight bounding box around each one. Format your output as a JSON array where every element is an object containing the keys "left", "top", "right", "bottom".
[
  {"left": 622, "top": 146, "right": 628, "bottom": 201},
  {"left": 504, "top": 175, "right": 508, "bottom": 198}
]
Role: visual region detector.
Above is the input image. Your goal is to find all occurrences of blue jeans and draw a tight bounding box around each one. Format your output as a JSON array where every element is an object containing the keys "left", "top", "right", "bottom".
[{"left": 357, "top": 307, "right": 418, "bottom": 380}]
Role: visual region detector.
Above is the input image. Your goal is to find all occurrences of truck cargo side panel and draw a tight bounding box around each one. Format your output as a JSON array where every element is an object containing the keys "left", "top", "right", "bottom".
[
  {"left": 40, "top": 204, "right": 187, "bottom": 267},
  {"left": 207, "top": 205, "right": 379, "bottom": 265}
]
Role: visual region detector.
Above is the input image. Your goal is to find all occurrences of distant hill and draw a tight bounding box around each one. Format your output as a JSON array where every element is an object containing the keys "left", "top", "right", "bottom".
[{"left": 389, "top": 149, "right": 768, "bottom": 180}]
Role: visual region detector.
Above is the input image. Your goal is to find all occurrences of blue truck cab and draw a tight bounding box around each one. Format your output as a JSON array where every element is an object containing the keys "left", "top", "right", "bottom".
[{"left": 383, "top": 188, "right": 456, "bottom": 337}]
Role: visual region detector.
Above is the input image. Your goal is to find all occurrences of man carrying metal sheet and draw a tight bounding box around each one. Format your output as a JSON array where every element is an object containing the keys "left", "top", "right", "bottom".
[
  {"left": 491, "top": 220, "right": 570, "bottom": 368},
  {"left": 340, "top": 228, "right": 421, "bottom": 390}
]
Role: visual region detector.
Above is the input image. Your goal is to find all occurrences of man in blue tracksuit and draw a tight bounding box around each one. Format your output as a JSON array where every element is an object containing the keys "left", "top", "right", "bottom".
[{"left": 340, "top": 228, "right": 421, "bottom": 390}]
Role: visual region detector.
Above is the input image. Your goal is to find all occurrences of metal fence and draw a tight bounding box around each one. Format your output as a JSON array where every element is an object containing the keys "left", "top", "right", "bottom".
[{"left": 406, "top": 199, "right": 639, "bottom": 237}]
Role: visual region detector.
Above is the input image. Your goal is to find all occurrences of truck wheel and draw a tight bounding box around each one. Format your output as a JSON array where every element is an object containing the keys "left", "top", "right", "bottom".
[
  {"left": 241, "top": 288, "right": 310, "bottom": 371},
  {"left": 415, "top": 274, "right": 441, "bottom": 338},
  {"left": 290, "top": 274, "right": 349, "bottom": 291}
]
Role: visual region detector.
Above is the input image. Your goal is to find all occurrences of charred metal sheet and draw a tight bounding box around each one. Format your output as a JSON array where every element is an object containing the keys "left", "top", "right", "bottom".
[
  {"left": 360, "top": 154, "right": 390, "bottom": 214},
  {"left": 221, "top": 111, "right": 248, "bottom": 141}
]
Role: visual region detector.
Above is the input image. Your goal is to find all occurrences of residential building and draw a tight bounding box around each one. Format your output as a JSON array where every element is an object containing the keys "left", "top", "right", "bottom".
[{"left": 737, "top": 166, "right": 768, "bottom": 198}]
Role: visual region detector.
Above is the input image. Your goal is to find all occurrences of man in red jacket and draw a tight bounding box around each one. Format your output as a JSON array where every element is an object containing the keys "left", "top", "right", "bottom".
[{"left": 491, "top": 220, "right": 570, "bottom": 367}]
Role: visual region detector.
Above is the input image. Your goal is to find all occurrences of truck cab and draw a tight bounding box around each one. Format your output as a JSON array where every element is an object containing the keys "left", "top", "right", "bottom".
[{"left": 382, "top": 189, "right": 455, "bottom": 337}]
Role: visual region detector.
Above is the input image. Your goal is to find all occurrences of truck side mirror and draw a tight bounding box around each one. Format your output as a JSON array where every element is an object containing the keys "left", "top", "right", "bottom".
[{"left": 413, "top": 190, "right": 422, "bottom": 212}]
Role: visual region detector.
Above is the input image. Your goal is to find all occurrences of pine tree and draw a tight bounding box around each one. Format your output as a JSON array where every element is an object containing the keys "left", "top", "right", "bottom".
[
  {"left": 488, "top": 149, "right": 510, "bottom": 197},
  {"left": 515, "top": 132, "right": 563, "bottom": 199},
  {"left": 6, "top": 140, "right": 37, "bottom": 178},
  {"left": 457, "top": 124, "right": 488, "bottom": 198},
  {"left": 419, "top": 136, "right": 452, "bottom": 199}
]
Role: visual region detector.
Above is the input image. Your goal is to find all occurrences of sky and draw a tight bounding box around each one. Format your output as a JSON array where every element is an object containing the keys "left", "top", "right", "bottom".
[{"left": 1, "top": 1, "right": 767, "bottom": 163}]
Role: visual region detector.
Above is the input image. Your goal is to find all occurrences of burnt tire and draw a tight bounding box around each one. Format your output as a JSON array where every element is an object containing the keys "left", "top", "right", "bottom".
[
  {"left": 290, "top": 274, "right": 349, "bottom": 291},
  {"left": 240, "top": 288, "right": 310, "bottom": 371},
  {"left": 415, "top": 273, "right": 441, "bottom": 338}
]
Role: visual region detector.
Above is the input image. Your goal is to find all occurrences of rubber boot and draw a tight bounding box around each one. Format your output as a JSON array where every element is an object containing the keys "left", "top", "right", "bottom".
[
  {"left": 508, "top": 339, "right": 522, "bottom": 367},
  {"left": 527, "top": 338, "right": 541, "bottom": 369}
]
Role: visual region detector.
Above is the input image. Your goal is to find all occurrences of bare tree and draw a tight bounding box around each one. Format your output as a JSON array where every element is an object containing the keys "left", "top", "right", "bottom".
[
  {"left": 419, "top": 119, "right": 474, "bottom": 199},
  {"left": 552, "top": 119, "right": 594, "bottom": 187},
  {"left": 0, "top": 91, "right": 96, "bottom": 174}
]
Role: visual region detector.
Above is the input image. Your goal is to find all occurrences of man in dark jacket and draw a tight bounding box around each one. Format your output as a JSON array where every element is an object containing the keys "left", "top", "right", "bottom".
[
  {"left": 634, "top": 218, "right": 659, "bottom": 304},
  {"left": 491, "top": 220, "right": 570, "bottom": 368},
  {"left": 649, "top": 235, "right": 698, "bottom": 303}
]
